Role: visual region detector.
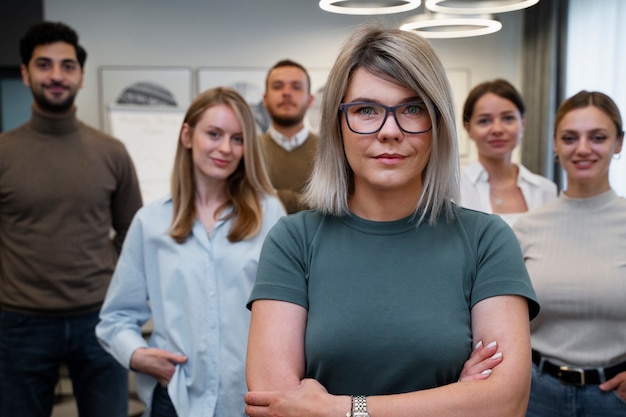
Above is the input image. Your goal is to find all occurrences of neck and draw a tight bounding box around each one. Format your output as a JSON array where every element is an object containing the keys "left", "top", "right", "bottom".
[
  {"left": 33, "top": 102, "right": 76, "bottom": 118},
  {"left": 564, "top": 177, "right": 611, "bottom": 199},
  {"left": 478, "top": 155, "right": 517, "bottom": 182},
  {"left": 194, "top": 176, "right": 229, "bottom": 206},
  {"left": 349, "top": 185, "right": 421, "bottom": 222},
  {"left": 272, "top": 122, "right": 305, "bottom": 139}
]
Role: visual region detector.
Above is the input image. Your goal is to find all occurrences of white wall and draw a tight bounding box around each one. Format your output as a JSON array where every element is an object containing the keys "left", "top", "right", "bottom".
[
  {"left": 44, "top": 0, "right": 524, "bottom": 164},
  {"left": 565, "top": 0, "right": 626, "bottom": 196}
]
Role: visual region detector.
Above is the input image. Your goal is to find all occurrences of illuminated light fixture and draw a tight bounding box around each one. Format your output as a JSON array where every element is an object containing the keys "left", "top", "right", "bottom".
[
  {"left": 319, "top": 0, "right": 421, "bottom": 15},
  {"left": 425, "top": 0, "right": 539, "bottom": 14},
  {"left": 400, "top": 14, "right": 502, "bottom": 38}
]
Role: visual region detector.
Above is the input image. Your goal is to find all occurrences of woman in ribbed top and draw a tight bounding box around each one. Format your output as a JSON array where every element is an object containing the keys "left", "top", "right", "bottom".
[{"left": 513, "top": 90, "right": 626, "bottom": 416}]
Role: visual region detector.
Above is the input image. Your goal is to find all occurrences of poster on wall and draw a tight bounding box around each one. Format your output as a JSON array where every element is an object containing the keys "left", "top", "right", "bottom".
[
  {"left": 196, "top": 67, "right": 329, "bottom": 135},
  {"left": 99, "top": 66, "right": 193, "bottom": 204}
]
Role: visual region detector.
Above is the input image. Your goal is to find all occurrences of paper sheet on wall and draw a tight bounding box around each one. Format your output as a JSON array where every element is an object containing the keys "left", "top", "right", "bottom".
[{"left": 108, "top": 105, "right": 185, "bottom": 205}]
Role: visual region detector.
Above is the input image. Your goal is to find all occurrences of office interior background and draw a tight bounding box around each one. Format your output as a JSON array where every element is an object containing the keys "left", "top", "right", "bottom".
[
  {"left": 0, "top": 1, "right": 624, "bottom": 415},
  {"left": 0, "top": 0, "right": 624, "bottom": 195}
]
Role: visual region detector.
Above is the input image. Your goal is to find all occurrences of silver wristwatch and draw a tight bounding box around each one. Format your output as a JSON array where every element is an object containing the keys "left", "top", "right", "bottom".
[{"left": 353, "top": 396, "right": 370, "bottom": 417}]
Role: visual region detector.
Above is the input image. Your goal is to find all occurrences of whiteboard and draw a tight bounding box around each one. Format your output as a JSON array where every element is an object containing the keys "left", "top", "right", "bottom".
[{"left": 108, "top": 105, "right": 185, "bottom": 204}]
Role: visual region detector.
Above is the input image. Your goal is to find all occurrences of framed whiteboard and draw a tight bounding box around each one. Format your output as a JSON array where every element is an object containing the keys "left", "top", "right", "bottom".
[{"left": 108, "top": 106, "right": 185, "bottom": 204}]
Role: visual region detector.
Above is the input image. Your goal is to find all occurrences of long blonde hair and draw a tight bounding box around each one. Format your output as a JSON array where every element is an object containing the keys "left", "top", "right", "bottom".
[
  {"left": 302, "top": 25, "right": 459, "bottom": 225},
  {"left": 169, "top": 87, "right": 276, "bottom": 243}
]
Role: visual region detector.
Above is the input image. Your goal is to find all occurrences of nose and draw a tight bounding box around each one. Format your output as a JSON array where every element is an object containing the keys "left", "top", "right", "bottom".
[
  {"left": 50, "top": 63, "right": 63, "bottom": 81},
  {"left": 217, "top": 137, "right": 233, "bottom": 153},
  {"left": 377, "top": 111, "right": 402, "bottom": 141},
  {"left": 575, "top": 138, "right": 592, "bottom": 154},
  {"left": 490, "top": 118, "right": 504, "bottom": 133}
]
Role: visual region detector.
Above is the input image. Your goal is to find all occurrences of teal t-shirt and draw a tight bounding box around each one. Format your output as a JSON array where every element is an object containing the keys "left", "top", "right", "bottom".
[{"left": 248, "top": 207, "right": 539, "bottom": 396}]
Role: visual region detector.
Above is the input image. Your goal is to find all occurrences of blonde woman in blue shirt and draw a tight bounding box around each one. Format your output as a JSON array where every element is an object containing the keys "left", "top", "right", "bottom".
[{"left": 96, "top": 87, "right": 285, "bottom": 417}]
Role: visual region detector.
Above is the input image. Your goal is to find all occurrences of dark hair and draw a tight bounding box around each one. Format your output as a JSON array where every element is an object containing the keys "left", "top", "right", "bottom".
[
  {"left": 462, "top": 78, "right": 525, "bottom": 124},
  {"left": 20, "top": 21, "right": 87, "bottom": 68},
  {"left": 265, "top": 59, "right": 311, "bottom": 94},
  {"left": 554, "top": 90, "right": 624, "bottom": 139}
]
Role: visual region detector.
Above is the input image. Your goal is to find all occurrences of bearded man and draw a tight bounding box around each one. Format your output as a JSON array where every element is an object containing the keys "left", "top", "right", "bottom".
[
  {"left": 0, "top": 21, "right": 142, "bottom": 417},
  {"left": 260, "top": 59, "right": 317, "bottom": 213}
]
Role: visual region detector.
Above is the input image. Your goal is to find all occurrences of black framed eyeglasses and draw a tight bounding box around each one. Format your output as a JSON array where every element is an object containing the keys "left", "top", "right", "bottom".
[{"left": 338, "top": 101, "right": 433, "bottom": 135}]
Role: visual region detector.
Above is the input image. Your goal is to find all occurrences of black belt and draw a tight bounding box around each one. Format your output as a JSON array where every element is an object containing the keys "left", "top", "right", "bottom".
[{"left": 532, "top": 350, "right": 626, "bottom": 386}]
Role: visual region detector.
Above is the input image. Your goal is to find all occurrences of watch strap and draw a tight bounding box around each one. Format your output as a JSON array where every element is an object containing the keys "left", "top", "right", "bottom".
[{"left": 352, "top": 395, "right": 369, "bottom": 417}]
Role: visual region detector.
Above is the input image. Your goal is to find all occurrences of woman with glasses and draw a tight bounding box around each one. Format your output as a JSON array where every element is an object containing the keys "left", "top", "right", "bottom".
[
  {"left": 245, "top": 25, "right": 539, "bottom": 417},
  {"left": 460, "top": 79, "right": 557, "bottom": 226}
]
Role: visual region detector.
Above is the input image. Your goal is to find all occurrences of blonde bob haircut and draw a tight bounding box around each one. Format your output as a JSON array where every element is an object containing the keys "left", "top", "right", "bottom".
[
  {"left": 302, "top": 25, "right": 460, "bottom": 225},
  {"left": 169, "top": 87, "right": 276, "bottom": 243}
]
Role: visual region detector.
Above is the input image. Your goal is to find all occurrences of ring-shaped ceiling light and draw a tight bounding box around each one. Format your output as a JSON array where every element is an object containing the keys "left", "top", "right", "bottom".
[
  {"left": 400, "top": 16, "right": 502, "bottom": 38},
  {"left": 425, "top": 0, "right": 539, "bottom": 14},
  {"left": 319, "top": 0, "right": 421, "bottom": 15}
]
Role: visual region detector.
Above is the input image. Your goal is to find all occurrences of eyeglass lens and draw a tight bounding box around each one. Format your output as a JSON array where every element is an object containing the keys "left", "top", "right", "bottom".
[{"left": 341, "top": 102, "right": 431, "bottom": 134}]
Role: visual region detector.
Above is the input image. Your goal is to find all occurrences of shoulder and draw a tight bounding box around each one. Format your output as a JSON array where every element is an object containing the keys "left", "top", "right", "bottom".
[
  {"left": 131, "top": 196, "right": 172, "bottom": 228},
  {"left": 517, "top": 165, "right": 557, "bottom": 190},
  {"left": 260, "top": 193, "right": 287, "bottom": 219},
  {"left": 461, "top": 161, "right": 486, "bottom": 184},
  {"left": 512, "top": 198, "right": 561, "bottom": 235},
  {"left": 78, "top": 121, "right": 130, "bottom": 153},
  {"left": 455, "top": 205, "right": 510, "bottom": 234},
  {"left": 266, "top": 209, "right": 325, "bottom": 240},
  {"left": 0, "top": 123, "right": 30, "bottom": 148}
]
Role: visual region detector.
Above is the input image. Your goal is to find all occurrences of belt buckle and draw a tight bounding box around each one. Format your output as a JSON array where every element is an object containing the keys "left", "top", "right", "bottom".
[{"left": 558, "top": 365, "right": 585, "bottom": 386}]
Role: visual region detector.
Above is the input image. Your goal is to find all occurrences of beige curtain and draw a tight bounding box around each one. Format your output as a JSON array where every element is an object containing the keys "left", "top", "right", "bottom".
[{"left": 521, "top": 0, "right": 568, "bottom": 187}]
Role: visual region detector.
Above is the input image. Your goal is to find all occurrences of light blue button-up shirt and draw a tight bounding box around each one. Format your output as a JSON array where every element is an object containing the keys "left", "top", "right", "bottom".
[{"left": 97, "top": 194, "right": 285, "bottom": 417}]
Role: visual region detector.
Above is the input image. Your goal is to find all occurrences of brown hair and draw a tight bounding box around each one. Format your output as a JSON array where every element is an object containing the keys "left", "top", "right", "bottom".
[
  {"left": 554, "top": 90, "right": 624, "bottom": 139},
  {"left": 265, "top": 59, "right": 312, "bottom": 94},
  {"left": 462, "top": 78, "right": 525, "bottom": 124},
  {"left": 169, "top": 87, "right": 276, "bottom": 243}
]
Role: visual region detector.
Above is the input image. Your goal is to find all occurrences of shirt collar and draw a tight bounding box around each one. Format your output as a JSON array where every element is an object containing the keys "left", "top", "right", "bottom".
[
  {"left": 267, "top": 124, "right": 309, "bottom": 151},
  {"left": 30, "top": 106, "right": 80, "bottom": 135},
  {"left": 465, "top": 161, "right": 544, "bottom": 187},
  {"left": 464, "top": 161, "right": 488, "bottom": 184}
]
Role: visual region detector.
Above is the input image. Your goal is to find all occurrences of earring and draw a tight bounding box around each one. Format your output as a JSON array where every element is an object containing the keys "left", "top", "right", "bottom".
[
  {"left": 553, "top": 153, "right": 560, "bottom": 163},
  {"left": 613, "top": 153, "right": 622, "bottom": 160}
]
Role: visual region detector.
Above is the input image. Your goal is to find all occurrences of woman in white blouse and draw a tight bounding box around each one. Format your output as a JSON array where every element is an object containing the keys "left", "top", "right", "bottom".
[{"left": 460, "top": 79, "right": 557, "bottom": 226}]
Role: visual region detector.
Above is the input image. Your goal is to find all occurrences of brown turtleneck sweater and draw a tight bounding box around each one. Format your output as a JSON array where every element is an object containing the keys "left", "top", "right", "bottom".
[{"left": 0, "top": 107, "right": 142, "bottom": 314}]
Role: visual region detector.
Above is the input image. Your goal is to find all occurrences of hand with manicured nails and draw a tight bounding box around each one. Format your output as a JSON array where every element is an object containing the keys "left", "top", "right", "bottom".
[{"left": 458, "top": 340, "right": 503, "bottom": 382}]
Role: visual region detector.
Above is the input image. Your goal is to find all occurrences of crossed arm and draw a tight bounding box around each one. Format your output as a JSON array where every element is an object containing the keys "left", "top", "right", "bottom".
[{"left": 245, "top": 295, "right": 531, "bottom": 417}]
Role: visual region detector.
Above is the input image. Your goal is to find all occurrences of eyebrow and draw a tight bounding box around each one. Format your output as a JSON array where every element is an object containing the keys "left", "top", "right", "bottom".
[
  {"left": 33, "top": 57, "right": 79, "bottom": 65},
  {"left": 344, "top": 96, "right": 423, "bottom": 104}
]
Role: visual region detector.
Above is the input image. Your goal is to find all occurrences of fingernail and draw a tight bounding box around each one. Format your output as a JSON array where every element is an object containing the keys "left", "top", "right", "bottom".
[
  {"left": 491, "top": 352, "right": 503, "bottom": 360},
  {"left": 474, "top": 341, "right": 483, "bottom": 350},
  {"left": 481, "top": 369, "right": 492, "bottom": 375},
  {"left": 486, "top": 341, "right": 497, "bottom": 349}
]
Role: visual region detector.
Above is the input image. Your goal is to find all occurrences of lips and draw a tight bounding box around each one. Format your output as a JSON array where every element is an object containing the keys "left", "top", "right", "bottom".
[
  {"left": 573, "top": 160, "right": 595, "bottom": 168},
  {"left": 487, "top": 140, "right": 508, "bottom": 147},
  {"left": 44, "top": 84, "right": 69, "bottom": 94},
  {"left": 375, "top": 153, "right": 405, "bottom": 164},
  {"left": 211, "top": 158, "right": 231, "bottom": 168}
]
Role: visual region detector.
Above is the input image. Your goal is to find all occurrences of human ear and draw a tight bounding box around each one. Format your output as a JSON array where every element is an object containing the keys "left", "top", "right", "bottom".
[{"left": 180, "top": 123, "right": 192, "bottom": 149}]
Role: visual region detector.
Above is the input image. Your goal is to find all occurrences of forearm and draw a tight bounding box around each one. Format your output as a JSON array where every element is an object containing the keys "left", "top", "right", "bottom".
[{"left": 365, "top": 377, "right": 530, "bottom": 417}]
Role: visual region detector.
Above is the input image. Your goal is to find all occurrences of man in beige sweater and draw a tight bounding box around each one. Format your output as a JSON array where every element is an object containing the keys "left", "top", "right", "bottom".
[{"left": 260, "top": 59, "right": 317, "bottom": 213}]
